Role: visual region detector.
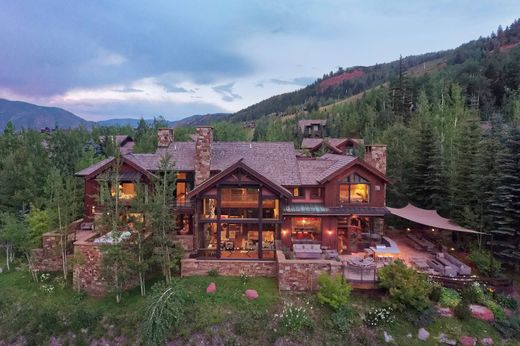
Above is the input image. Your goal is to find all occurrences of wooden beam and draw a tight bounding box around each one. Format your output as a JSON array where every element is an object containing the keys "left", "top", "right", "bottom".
[
  {"left": 258, "top": 186, "right": 263, "bottom": 259},
  {"left": 216, "top": 187, "right": 222, "bottom": 259}
]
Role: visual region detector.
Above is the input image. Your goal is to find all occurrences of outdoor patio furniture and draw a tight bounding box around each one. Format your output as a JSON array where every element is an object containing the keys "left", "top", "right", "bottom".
[
  {"left": 324, "top": 249, "right": 339, "bottom": 260},
  {"left": 293, "top": 243, "right": 322, "bottom": 259},
  {"left": 407, "top": 234, "right": 436, "bottom": 252},
  {"left": 410, "top": 257, "right": 430, "bottom": 271},
  {"left": 436, "top": 252, "right": 471, "bottom": 276},
  {"left": 427, "top": 258, "right": 457, "bottom": 277}
]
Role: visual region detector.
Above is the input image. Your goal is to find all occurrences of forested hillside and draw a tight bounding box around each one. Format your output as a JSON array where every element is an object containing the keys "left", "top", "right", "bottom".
[{"left": 231, "top": 20, "right": 520, "bottom": 122}]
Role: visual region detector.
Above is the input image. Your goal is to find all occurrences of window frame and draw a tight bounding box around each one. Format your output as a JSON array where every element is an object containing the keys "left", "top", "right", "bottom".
[
  {"left": 338, "top": 174, "right": 370, "bottom": 205},
  {"left": 292, "top": 187, "right": 305, "bottom": 199}
]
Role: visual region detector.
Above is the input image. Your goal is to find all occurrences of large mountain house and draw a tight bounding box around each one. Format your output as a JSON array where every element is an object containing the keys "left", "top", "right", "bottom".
[{"left": 75, "top": 126, "right": 389, "bottom": 262}]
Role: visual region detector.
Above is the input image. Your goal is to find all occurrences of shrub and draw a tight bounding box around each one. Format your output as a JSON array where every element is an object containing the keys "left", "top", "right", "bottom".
[
  {"left": 276, "top": 301, "right": 313, "bottom": 334},
  {"left": 454, "top": 299, "right": 470, "bottom": 320},
  {"left": 363, "top": 307, "right": 395, "bottom": 327},
  {"left": 461, "top": 282, "right": 485, "bottom": 304},
  {"left": 317, "top": 274, "right": 352, "bottom": 311},
  {"left": 141, "top": 281, "right": 194, "bottom": 346},
  {"left": 494, "top": 292, "right": 518, "bottom": 310},
  {"left": 331, "top": 305, "right": 358, "bottom": 333},
  {"left": 378, "top": 260, "right": 432, "bottom": 311},
  {"left": 207, "top": 268, "right": 219, "bottom": 277},
  {"left": 69, "top": 307, "right": 101, "bottom": 331},
  {"left": 239, "top": 272, "right": 249, "bottom": 285},
  {"left": 404, "top": 306, "right": 439, "bottom": 327},
  {"left": 429, "top": 282, "right": 443, "bottom": 302},
  {"left": 439, "top": 288, "right": 461, "bottom": 308},
  {"left": 468, "top": 248, "right": 502, "bottom": 277},
  {"left": 484, "top": 299, "right": 506, "bottom": 321},
  {"left": 494, "top": 315, "right": 520, "bottom": 339}
]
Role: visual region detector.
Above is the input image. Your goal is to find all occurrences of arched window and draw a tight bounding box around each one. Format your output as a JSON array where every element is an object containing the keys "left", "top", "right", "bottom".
[{"left": 339, "top": 174, "right": 370, "bottom": 204}]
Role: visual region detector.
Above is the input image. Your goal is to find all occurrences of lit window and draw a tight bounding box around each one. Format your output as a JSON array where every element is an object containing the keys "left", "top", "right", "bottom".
[
  {"left": 338, "top": 174, "right": 369, "bottom": 204},
  {"left": 293, "top": 187, "right": 305, "bottom": 198}
]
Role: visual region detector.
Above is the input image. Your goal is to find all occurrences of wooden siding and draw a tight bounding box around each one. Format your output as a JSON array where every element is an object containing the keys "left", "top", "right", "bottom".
[{"left": 323, "top": 163, "right": 385, "bottom": 208}]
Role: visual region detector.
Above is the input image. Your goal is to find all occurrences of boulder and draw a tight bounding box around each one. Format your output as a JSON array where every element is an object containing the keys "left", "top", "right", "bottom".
[
  {"left": 437, "top": 333, "right": 457, "bottom": 345},
  {"left": 206, "top": 282, "right": 216, "bottom": 294},
  {"left": 459, "top": 336, "right": 477, "bottom": 346},
  {"left": 436, "top": 305, "right": 454, "bottom": 317},
  {"left": 480, "top": 337, "right": 494, "bottom": 346},
  {"left": 418, "top": 328, "right": 430, "bottom": 341},
  {"left": 384, "top": 331, "right": 394, "bottom": 343},
  {"left": 469, "top": 305, "right": 494, "bottom": 322},
  {"left": 245, "top": 289, "right": 259, "bottom": 300}
]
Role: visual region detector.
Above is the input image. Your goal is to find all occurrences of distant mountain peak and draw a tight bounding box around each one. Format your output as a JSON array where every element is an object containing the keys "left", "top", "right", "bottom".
[{"left": 0, "top": 98, "right": 91, "bottom": 131}]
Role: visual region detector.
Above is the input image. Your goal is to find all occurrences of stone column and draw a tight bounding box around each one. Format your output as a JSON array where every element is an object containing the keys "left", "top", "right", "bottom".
[
  {"left": 194, "top": 127, "right": 213, "bottom": 186},
  {"left": 364, "top": 145, "right": 387, "bottom": 174}
]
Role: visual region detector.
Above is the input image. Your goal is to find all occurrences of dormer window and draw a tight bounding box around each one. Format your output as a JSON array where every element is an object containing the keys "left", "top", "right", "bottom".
[{"left": 339, "top": 174, "right": 370, "bottom": 204}]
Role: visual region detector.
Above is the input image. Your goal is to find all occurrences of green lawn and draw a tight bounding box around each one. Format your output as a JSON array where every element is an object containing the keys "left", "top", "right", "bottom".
[{"left": 1, "top": 261, "right": 519, "bottom": 345}]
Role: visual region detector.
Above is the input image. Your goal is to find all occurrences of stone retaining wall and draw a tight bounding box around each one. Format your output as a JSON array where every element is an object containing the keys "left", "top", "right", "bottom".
[
  {"left": 181, "top": 257, "right": 277, "bottom": 277},
  {"left": 276, "top": 251, "right": 343, "bottom": 291},
  {"left": 73, "top": 242, "right": 106, "bottom": 296},
  {"left": 31, "top": 233, "right": 63, "bottom": 272}
]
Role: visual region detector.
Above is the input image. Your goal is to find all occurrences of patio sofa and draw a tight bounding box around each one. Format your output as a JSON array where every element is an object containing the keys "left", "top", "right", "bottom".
[
  {"left": 436, "top": 252, "right": 471, "bottom": 276},
  {"left": 293, "top": 243, "right": 322, "bottom": 259},
  {"left": 427, "top": 258, "right": 458, "bottom": 277}
]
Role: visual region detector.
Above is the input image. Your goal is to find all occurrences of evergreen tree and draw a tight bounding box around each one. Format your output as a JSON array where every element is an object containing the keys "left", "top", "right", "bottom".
[
  {"left": 408, "top": 121, "right": 444, "bottom": 210},
  {"left": 450, "top": 113, "right": 481, "bottom": 225},
  {"left": 469, "top": 120, "right": 503, "bottom": 232},
  {"left": 488, "top": 128, "right": 520, "bottom": 270},
  {"left": 391, "top": 56, "right": 413, "bottom": 123}
]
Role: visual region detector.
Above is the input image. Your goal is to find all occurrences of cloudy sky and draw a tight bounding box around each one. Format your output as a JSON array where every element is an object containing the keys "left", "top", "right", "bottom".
[{"left": 0, "top": 1, "right": 519, "bottom": 121}]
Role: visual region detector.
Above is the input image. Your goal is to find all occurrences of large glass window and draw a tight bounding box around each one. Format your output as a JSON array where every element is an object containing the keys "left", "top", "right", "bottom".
[
  {"left": 262, "top": 198, "right": 279, "bottom": 219},
  {"left": 110, "top": 182, "right": 137, "bottom": 200},
  {"left": 201, "top": 198, "right": 217, "bottom": 219},
  {"left": 220, "top": 188, "right": 259, "bottom": 219},
  {"left": 339, "top": 174, "right": 370, "bottom": 204},
  {"left": 175, "top": 172, "right": 193, "bottom": 206},
  {"left": 292, "top": 217, "right": 321, "bottom": 241},
  {"left": 175, "top": 214, "right": 192, "bottom": 235}
]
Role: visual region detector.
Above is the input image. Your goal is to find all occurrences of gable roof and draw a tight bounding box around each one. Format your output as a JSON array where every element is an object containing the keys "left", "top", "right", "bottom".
[
  {"left": 301, "top": 137, "right": 363, "bottom": 151},
  {"left": 188, "top": 159, "right": 292, "bottom": 198},
  {"left": 297, "top": 157, "right": 338, "bottom": 185},
  {"left": 76, "top": 140, "right": 389, "bottom": 187},
  {"left": 317, "top": 154, "right": 389, "bottom": 183},
  {"left": 75, "top": 155, "right": 154, "bottom": 180},
  {"left": 298, "top": 119, "right": 327, "bottom": 132},
  {"left": 99, "top": 135, "right": 133, "bottom": 145}
]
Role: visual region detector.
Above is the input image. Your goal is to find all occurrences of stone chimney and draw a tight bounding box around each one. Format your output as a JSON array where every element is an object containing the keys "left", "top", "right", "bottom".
[
  {"left": 364, "top": 145, "right": 387, "bottom": 174},
  {"left": 194, "top": 126, "right": 213, "bottom": 186},
  {"left": 157, "top": 128, "right": 174, "bottom": 148}
]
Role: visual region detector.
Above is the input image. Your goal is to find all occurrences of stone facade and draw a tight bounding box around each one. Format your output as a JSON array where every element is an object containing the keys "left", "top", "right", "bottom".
[
  {"left": 31, "top": 233, "right": 63, "bottom": 272},
  {"left": 181, "top": 258, "right": 277, "bottom": 277},
  {"left": 173, "top": 234, "right": 194, "bottom": 252},
  {"left": 157, "top": 128, "right": 174, "bottom": 148},
  {"left": 276, "top": 251, "right": 343, "bottom": 291},
  {"left": 73, "top": 242, "right": 106, "bottom": 296},
  {"left": 194, "top": 126, "right": 213, "bottom": 186},
  {"left": 364, "top": 144, "right": 387, "bottom": 174}
]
